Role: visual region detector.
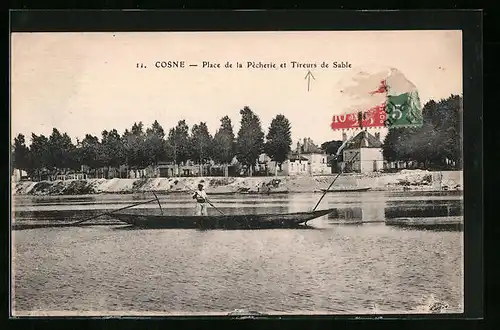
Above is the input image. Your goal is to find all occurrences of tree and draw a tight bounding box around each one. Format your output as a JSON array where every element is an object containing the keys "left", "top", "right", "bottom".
[
  {"left": 236, "top": 106, "right": 265, "bottom": 176},
  {"left": 434, "top": 95, "right": 462, "bottom": 168},
  {"left": 408, "top": 124, "right": 439, "bottom": 167},
  {"left": 76, "top": 134, "right": 101, "bottom": 177},
  {"left": 123, "top": 122, "right": 147, "bottom": 169},
  {"left": 47, "top": 128, "right": 63, "bottom": 170},
  {"left": 12, "top": 133, "right": 30, "bottom": 172},
  {"left": 131, "top": 122, "right": 144, "bottom": 136},
  {"left": 382, "top": 128, "right": 400, "bottom": 162},
  {"left": 382, "top": 127, "right": 414, "bottom": 162},
  {"left": 190, "top": 122, "right": 213, "bottom": 164},
  {"left": 144, "top": 120, "right": 170, "bottom": 166},
  {"left": 79, "top": 134, "right": 100, "bottom": 168},
  {"left": 265, "top": 114, "right": 292, "bottom": 175},
  {"left": 167, "top": 120, "right": 191, "bottom": 165},
  {"left": 382, "top": 94, "right": 463, "bottom": 170},
  {"left": 69, "top": 137, "right": 83, "bottom": 171},
  {"left": 45, "top": 128, "right": 76, "bottom": 173},
  {"left": 60, "top": 132, "right": 78, "bottom": 171},
  {"left": 100, "top": 129, "right": 125, "bottom": 176},
  {"left": 321, "top": 140, "right": 344, "bottom": 171},
  {"left": 122, "top": 129, "right": 133, "bottom": 168},
  {"left": 213, "top": 116, "right": 236, "bottom": 165},
  {"left": 28, "top": 133, "right": 50, "bottom": 180},
  {"left": 148, "top": 120, "right": 165, "bottom": 138},
  {"left": 320, "top": 140, "right": 344, "bottom": 156}
]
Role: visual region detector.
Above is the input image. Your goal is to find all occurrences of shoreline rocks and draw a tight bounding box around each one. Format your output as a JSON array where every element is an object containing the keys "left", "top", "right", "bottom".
[{"left": 12, "top": 170, "right": 463, "bottom": 197}]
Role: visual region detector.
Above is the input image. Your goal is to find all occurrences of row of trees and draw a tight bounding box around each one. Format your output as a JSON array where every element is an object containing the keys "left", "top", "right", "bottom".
[
  {"left": 382, "top": 94, "right": 462, "bottom": 170},
  {"left": 12, "top": 95, "right": 463, "bottom": 180},
  {"left": 12, "top": 106, "right": 293, "bottom": 179},
  {"left": 317, "top": 95, "right": 463, "bottom": 171}
]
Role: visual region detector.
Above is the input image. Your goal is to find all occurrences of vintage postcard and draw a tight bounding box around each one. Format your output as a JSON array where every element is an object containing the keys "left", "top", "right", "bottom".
[{"left": 11, "top": 30, "right": 464, "bottom": 317}]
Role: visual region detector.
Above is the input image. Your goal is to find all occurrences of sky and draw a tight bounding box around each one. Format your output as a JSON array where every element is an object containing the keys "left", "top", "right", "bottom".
[{"left": 11, "top": 30, "right": 462, "bottom": 147}]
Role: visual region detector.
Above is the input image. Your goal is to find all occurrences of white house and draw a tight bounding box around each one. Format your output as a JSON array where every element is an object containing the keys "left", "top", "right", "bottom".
[
  {"left": 341, "top": 131, "right": 384, "bottom": 173},
  {"left": 11, "top": 168, "right": 28, "bottom": 182},
  {"left": 297, "top": 138, "right": 328, "bottom": 175},
  {"left": 303, "top": 152, "right": 329, "bottom": 175},
  {"left": 265, "top": 138, "right": 329, "bottom": 176}
]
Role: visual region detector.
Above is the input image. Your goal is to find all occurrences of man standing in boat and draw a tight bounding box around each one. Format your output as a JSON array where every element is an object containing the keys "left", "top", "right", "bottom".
[{"left": 192, "top": 183, "right": 208, "bottom": 216}]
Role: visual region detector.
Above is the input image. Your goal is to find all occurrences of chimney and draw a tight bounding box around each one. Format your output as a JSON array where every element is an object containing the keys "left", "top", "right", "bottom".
[
  {"left": 342, "top": 132, "right": 347, "bottom": 142},
  {"left": 375, "top": 132, "right": 380, "bottom": 141}
]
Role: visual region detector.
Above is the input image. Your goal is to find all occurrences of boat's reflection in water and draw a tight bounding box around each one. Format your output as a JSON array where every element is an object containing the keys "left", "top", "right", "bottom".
[{"left": 111, "top": 223, "right": 320, "bottom": 232}]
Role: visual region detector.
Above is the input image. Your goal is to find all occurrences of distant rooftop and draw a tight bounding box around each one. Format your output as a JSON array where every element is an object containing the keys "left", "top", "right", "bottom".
[
  {"left": 344, "top": 131, "right": 383, "bottom": 149},
  {"left": 296, "top": 137, "right": 325, "bottom": 154}
]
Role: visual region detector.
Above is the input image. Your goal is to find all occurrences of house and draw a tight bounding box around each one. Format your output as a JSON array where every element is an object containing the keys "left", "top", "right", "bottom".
[
  {"left": 292, "top": 138, "right": 329, "bottom": 176},
  {"left": 155, "top": 163, "right": 201, "bottom": 178},
  {"left": 341, "top": 130, "right": 384, "bottom": 173},
  {"left": 156, "top": 160, "right": 236, "bottom": 178},
  {"left": 11, "top": 168, "right": 28, "bottom": 182},
  {"left": 300, "top": 139, "right": 329, "bottom": 175},
  {"left": 79, "top": 164, "right": 129, "bottom": 179},
  {"left": 266, "top": 138, "right": 329, "bottom": 176},
  {"left": 156, "top": 163, "right": 179, "bottom": 178},
  {"left": 287, "top": 154, "right": 311, "bottom": 175},
  {"left": 55, "top": 173, "right": 89, "bottom": 180},
  {"left": 129, "top": 166, "right": 159, "bottom": 179}
]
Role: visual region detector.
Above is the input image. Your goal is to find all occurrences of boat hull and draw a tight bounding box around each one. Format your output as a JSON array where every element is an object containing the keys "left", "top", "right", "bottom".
[
  {"left": 111, "top": 208, "right": 334, "bottom": 229},
  {"left": 207, "top": 190, "right": 289, "bottom": 196},
  {"left": 321, "top": 187, "right": 371, "bottom": 193},
  {"left": 240, "top": 190, "right": 289, "bottom": 195}
]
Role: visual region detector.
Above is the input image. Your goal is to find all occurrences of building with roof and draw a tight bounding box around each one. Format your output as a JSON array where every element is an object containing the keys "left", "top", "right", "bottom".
[
  {"left": 265, "top": 138, "right": 328, "bottom": 176},
  {"left": 11, "top": 168, "right": 28, "bottom": 182},
  {"left": 341, "top": 131, "right": 384, "bottom": 173}
]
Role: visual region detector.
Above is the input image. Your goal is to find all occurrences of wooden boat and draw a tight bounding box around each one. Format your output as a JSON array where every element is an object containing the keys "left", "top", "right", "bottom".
[
  {"left": 320, "top": 187, "right": 371, "bottom": 193},
  {"left": 207, "top": 191, "right": 289, "bottom": 196},
  {"left": 206, "top": 191, "right": 238, "bottom": 196},
  {"left": 240, "top": 190, "right": 289, "bottom": 195},
  {"left": 110, "top": 208, "right": 334, "bottom": 229}
]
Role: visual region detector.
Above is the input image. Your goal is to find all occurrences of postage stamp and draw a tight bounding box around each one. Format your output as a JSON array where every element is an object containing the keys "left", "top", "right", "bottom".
[{"left": 10, "top": 15, "right": 467, "bottom": 318}]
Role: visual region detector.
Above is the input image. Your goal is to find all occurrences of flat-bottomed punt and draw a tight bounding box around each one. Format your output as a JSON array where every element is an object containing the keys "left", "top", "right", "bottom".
[
  {"left": 111, "top": 208, "right": 334, "bottom": 229},
  {"left": 321, "top": 187, "right": 371, "bottom": 193}
]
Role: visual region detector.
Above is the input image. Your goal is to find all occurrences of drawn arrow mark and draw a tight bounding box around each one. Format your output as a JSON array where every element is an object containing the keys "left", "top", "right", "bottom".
[{"left": 304, "top": 70, "right": 316, "bottom": 92}]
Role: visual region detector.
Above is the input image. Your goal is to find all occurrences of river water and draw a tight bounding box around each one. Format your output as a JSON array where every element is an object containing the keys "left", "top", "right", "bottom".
[{"left": 11, "top": 191, "right": 463, "bottom": 315}]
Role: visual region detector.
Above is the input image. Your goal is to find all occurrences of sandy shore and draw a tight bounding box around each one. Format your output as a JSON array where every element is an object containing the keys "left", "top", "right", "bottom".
[{"left": 12, "top": 170, "right": 463, "bottom": 196}]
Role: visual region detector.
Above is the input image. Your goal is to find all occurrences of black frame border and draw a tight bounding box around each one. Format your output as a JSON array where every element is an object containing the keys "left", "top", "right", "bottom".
[{"left": 7, "top": 9, "right": 483, "bottom": 328}]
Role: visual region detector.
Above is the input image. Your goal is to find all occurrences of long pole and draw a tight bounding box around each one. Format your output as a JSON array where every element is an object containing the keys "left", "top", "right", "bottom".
[
  {"left": 70, "top": 197, "right": 160, "bottom": 225},
  {"left": 204, "top": 197, "right": 225, "bottom": 215},
  {"left": 312, "top": 151, "right": 359, "bottom": 211},
  {"left": 151, "top": 191, "right": 163, "bottom": 215},
  {"left": 174, "top": 179, "right": 225, "bottom": 215}
]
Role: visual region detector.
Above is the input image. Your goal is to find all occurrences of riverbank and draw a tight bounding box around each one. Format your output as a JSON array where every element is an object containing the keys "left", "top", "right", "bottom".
[{"left": 12, "top": 170, "right": 463, "bottom": 196}]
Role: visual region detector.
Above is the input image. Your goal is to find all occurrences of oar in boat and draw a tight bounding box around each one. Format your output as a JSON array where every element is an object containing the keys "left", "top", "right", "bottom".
[
  {"left": 151, "top": 191, "right": 163, "bottom": 215},
  {"left": 312, "top": 150, "right": 360, "bottom": 212},
  {"left": 173, "top": 179, "right": 225, "bottom": 215},
  {"left": 71, "top": 195, "right": 162, "bottom": 226},
  {"left": 13, "top": 193, "right": 163, "bottom": 230}
]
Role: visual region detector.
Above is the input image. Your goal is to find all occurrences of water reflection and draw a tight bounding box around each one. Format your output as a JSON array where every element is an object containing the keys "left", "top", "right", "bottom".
[{"left": 385, "top": 202, "right": 462, "bottom": 218}]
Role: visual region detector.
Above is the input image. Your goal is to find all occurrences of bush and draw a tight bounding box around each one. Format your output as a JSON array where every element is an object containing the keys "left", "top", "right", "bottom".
[{"left": 422, "top": 174, "right": 432, "bottom": 184}]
